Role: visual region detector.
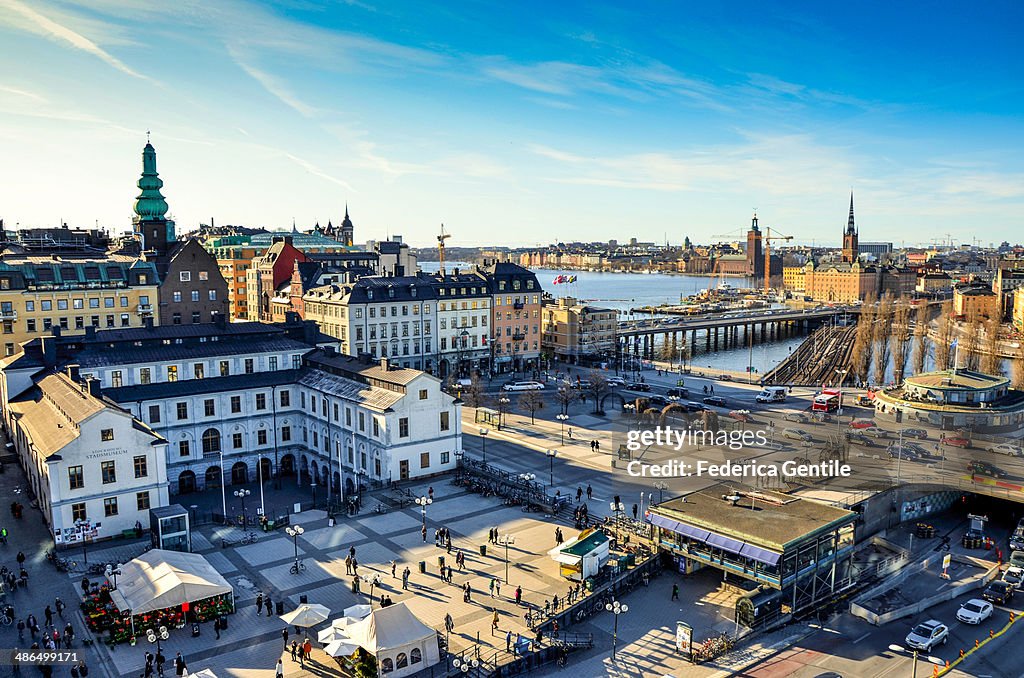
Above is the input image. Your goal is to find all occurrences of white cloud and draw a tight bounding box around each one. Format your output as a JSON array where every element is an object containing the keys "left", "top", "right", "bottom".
[{"left": 283, "top": 153, "right": 354, "bottom": 192}]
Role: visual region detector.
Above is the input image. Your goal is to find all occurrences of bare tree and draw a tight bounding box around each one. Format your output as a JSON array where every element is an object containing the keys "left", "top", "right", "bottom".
[
  {"left": 980, "top": 318, "right": 1003, "bottom": 375},
  {"left": 518, "top": 390, "right": 545, "bottom": 424},
  {"left": 911, "top": 304, "right": 929, "bottom": 375},
  {"left": 851, "top": 296, "right": 876, "bottom": 385},
  {"left": 1012, "top": 348, "right": 1024, "bottom": 390},
  {"left": 554, "top": 384, "right": 579, "bottom": 415},
  {"left": 461, "top": 374, "right": 488, "bottom": 409},
  {"left": 933, "top": 302, "right": 955, "bottom": 370},
  {"left": 585, "top": 373, "right": 612, "bottom": 414},
  {"left": 700, "top": 409, "right": 720, "bottom": 433},
  {"left": 872, "top": 293, "right": 894, "bottom": 385},
  {"left": 889, "top": 297, "right": 912, "bottom": 384},
  {"left": 961, "top": 317, "right": 982, "bottom": 371}
]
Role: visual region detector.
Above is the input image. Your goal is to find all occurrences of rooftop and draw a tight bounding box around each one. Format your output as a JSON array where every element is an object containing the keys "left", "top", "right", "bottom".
[
  {"left": 652, "top": 483, "right": 855, "bottom": 551},
  {"left": 904, "top": 369, "right": 1010, "bottom": 391},
  {"left": 8, "top": 372, "right": 116, "bottom": 457}
]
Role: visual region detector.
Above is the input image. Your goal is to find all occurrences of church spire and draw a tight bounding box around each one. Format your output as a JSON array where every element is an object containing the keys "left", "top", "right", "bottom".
[
  {"left": 133, "top": 139, "right": 169, "bottom": 222},
  {"left": 846, "top": 191, "right": 856, "bottom": 235}
]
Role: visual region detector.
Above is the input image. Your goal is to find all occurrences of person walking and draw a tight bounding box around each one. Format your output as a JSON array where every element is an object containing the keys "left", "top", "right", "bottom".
[
  {"left": 173, "top": 653, "right": 186, "bottom": 678},
  {"left": 390, "top": 560, "right": 397, "bottom": 578},
  {"left": 586, "top": 484, "right": 593, "bottom": 500},
  {"left": 265, "top": 596, "right": 273, "bottom": 621},
  {"left": 296, "top": 641, "right": 305, "bottom": 667},
  {"left": 491, "top": 609, "right": 499, "bottom": 634},
  {"left": 632, "top": 504, "right": 638, "bottom": 520},
  {"left": 54, "top": 598, "right": 65, "bottom": 619},
  {"left": 290, "top": 641, "right": 298, "bottom": 662},
  {"left": 402, "top": 567, "right": 410, "bottom": 590},
  {"left": 155, "top": 652, "right": 165, "bottom": 678},
  {"left": 255, "top": 592, "right": 264, "bottom": 616},
  {"left": 275, "top": 659, "right": 283, "bottom": 678},
  {"left": 576, "top": 487, "right": 583, "bottom": 502},
  {"left": 421, "top": 524, "right": 427, "bottom": 543},
  {"left": 302, "top": 638, "right": 312, "bottom": 662},
  {"left": 489, "top": 579, "right": 495, "bottom": 597},
  {"left": 505, "top": 629, "right": 512, "bottom": 653},
  {"left": 16, "top": 618, "right": 24, "bottom": 641},
  {"left": 495, "top": 579, "right": 501, "bottom": 597},
  {"left": 514, "top": 586, "right": 522, "bottom": 606},
  {"left": 567, "top": 427, "right": 573, "bottom": 439},
  {"left": 671, "top": 583, "right": 679, "bottom": 601},
  {"left": 282, "top": 628, "right": 289, "bottom": 648},
  {"left": 463, "top": 582, "right": 472, "bottom": 603},
  {"left": 444, "top": 613, "right": 454, "bottom": 634}
]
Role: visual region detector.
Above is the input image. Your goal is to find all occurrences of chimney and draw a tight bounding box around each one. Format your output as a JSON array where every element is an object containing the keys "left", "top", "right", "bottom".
[
  {"left": 143, "top": 316, "right": 155, "bottom": 331},
  {"left": 84, "top": 325, "right": 96, "bottom": 341},
  {"left": 66, "top": 364, "right": 80, "bottom": 382},
  {"left": 285, "top": 236, "right": 293, "bottom": 246},
  {"left": 40, "top": 336, "right": 57, "bottom": 367},
  {"left": 324, "top": 345, "right": 336, "bottom": 357},
  {"left": 380, "top": 357, "right": 389, "bottom": 371},
  {"left": 214, "top": 312, "right": 227, "bottom": 330},
  {"left": 86, "top": 377, "right": 101, "bottom": 398},
  {"left": 52, "top": 326, "right": 62, "bottom": 338}
]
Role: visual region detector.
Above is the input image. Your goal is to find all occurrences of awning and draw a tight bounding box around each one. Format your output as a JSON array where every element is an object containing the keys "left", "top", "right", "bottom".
[
  {"left": 649, "top": 514, "right": 710, "bottom": 541},
  {"left": 705, "top": 532, "right": 745, "bottom": 555},
  {"left": 109, "top": 550, "right": 232, "bottom": 616},
  {"left": 652, "top": 512, "right": 779, "bottom": 562},
  {"left": 739, "top": 543, "right": 782, "bottom": 566}
]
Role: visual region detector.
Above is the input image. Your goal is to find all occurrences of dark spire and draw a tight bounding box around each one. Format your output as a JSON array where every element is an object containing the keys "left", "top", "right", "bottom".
[
  {"left": 847, "top": 192, "right": 856, "bottom": 235},
  {"left": 751, "top": 212, "right": 759, "bottom": 232}
]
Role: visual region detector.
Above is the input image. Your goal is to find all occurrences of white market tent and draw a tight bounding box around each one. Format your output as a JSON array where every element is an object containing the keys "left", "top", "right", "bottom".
[
  {"left": 109, "top": 549, "right": 233, "bottom": 616},
  {"left": 340, "top": 602, "right": 439, "bottom": 678}
]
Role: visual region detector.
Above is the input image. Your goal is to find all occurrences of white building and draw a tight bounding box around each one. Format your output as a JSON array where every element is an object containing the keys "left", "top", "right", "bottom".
[
  {"left": 430, "top": 271, "right": 491, "bottom": 379},
  {"left": 3, "top": 368, "right": 169, "bottom": 542}
]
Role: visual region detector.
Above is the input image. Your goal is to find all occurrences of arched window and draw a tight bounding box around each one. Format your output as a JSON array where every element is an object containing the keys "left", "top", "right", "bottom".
[
  {"left": 396, "top": 653, "right": 408, "bottom": 668},
  {"left": 380, "top": 658, "right": 393, "bottom": 673},
  {"left": 201, "top": 428, "right": 221, "bottom": 454},
  {"left": 410, "top": 648, "right": 422, "bottom": 664}
]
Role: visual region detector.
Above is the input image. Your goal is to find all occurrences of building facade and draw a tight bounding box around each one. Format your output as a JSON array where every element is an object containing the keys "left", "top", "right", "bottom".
[
  {"left": 482, "top": 261, "right": 543, "bottom": 374},
  {"left": 541, "top": 297, "right": 618, "bottom": 364}
]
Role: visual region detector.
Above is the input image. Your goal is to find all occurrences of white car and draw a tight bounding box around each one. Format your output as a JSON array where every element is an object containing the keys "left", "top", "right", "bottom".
[
  {"left": 904, "top": 620, "right": 948, "bottom": 652},
  {"left": 956, "top": 599, "right": 993, "bottom": 625},
  {"left": 989, "top": 443, "right": 1024, "bottom": 456},
  {"left": 783, "top": 428, "right": 813, "bottom": 442},
  {"left": 502, "top": 381, "right": 544, "bottom": 392},
  {"left": 1003, "top": 566, "right": 1024, "bottom": 590}
]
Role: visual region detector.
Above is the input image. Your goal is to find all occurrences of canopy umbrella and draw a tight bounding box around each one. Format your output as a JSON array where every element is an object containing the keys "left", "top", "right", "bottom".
[
  {"left": 342, "top": 604, "right": 372, "bottom": 620},
  {"left": 280, "top": 604, "right": 331, "bottom": 628},
  {"left": 323, "top": 639, "right": 359, "bottom": 657},
  {"left": 331, "top": 616, "right": 361, "bottom": 630},
  {"left": 317, "top": 627, "right": 346, "bottom": 644}
]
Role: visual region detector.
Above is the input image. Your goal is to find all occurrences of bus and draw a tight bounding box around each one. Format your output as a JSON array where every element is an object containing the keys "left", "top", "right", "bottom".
[{"left": 812, "top": 388, "right": 842, "bottom": 413}]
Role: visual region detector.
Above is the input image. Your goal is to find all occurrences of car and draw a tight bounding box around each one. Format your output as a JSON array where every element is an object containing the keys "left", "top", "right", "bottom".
[
  {"left": 605, "top": 377, "right": 626, "bottom": 388},
  {"left": 1009, "top": 550, "right": 1024, "bottom": 568},
  {"left": 967, "top": 460, "right": 1008, "bottom": 478},
  {"left": 502, "top": 381, "right": 544, "bottom": 392},
  {"left": 784, "top": 412, "right": 810, "bottom": 424},
  {"left": 685, "top": 401, "right": 707, "bottom": 412},
  {"left": 728, "top": 410, "right": 754, "bottom": 423},
  {"left": 957, "top": 599, "right": 993, "bottom": 624},
  {"left": 983, "top": 580, "right": 1015, "bottom": 605},
  {"left": 1003, "top": 567, "right": 1024, "bottom": 590},
  {"left": 703, "top": 396, "right": 727, "bottom": 407},
  {"left": 989, "top": 443, "right": 1024, "bottom": 457},
  {"left": 572, "top": 380, "right": 593, "bottom": 390},
  {"left": 941, "top": 436, "right": 972, "bottom": 448},
  {"left": 847, "top": 432, "right": 879, "bottom": 447},
  {"left": 667, "top": 387, "right": 689, "bottom": 399},
  {"left": 904, "top": 620, "right": 948, "bottom": 652},
  {"left": 857, "top": 395, "right": 875, "bottom": 407},
  {"left": 862, "top": 427, "right": 890, "bottom": 439},
  {"left": 717, "top": 374, "right": 733, "bottom": 381},
  {"left": 902, "top": 428, "right": 929, "bottom": 440},
  {"left": 645, "top": 395, "right": 671, "bottom": 409},
  {"left": 887, "top": 445, "right": 920, "bottom": 461},
  {"left": 849, "top": 419, "right": 877, "bottom": 430},
  {"left": 783, "top": 428, "right": 813, "bottom": 442},
  {"left": 625, "top": 382, "right": 651, "bottom": 392}
]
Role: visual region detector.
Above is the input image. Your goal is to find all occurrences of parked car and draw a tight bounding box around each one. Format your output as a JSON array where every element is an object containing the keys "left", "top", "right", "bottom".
[
  {"left": 645, "top": 395, "right": 671, "bottom": 409},
  {"left": 983, "top": 580, "right": 1015, "bottom": 605},
  {"left": 967, "top": 460, "right": 1008, "bottom": 478},
  {"left": 667, "top": 387, "right": 689, "bottom": 399},
  {"left": 503, "top": 381, "right": 545, "bottom": 392},
  {"left": 784, "top": 412, "right": 810, "bottom": 423},
  {"left": 1009, "top": 550, "right": 1024, "bottom": 568},
  {"left": 904, "top": 620, "right": 948, "bottom": 652},
  {"left": 625, "top": 382, "right": 651, "bottom": 392},
  {"left": 1010, "top": 531, "right": 1024, "bottom": 552},
  {"left": 728, "top": 410, "right": 754, "bottom": 423},
  {"left": 989, "top": 443, "right": 1024, "bottom": 457},
  {"left": 783, "top": 428, "right": 813, "bottom": 443},
  {"left": 685, "top": 401, "right": 707, "bottom": 413},
  {"left": 703, "top": 396, "right": 727, "bottom": 407},
  {"left": 605, "top": 377, "right": 626, "bottom": 388},
  {"left": 572, "top": 380, "right": 593, "bottom": 390},
  {"left": 902, "top": 428, "right": 929, "bottom": 440},
  {"left": 941, "top": 436, "right": 972, "bottom": 448},
  {"left": 862, "top": 427, "right": 890, "bottom": 439},
  {"left": 956, "top": 599, "right": 993, "bottom": 625},
  {"left": 847, "top": 432, "right": 879, "bottom": 447},
  {"left": 717, "top": 374, "right": 733, "bottom": 381},
  {"left": 887, "top": 445, "right": 920, "bottom": 461},
  {"left": 849, "top": 419, "right": 877, "bottom": 430},
  {"left": 1003, "top": 566, "right": 1024, "bottom": 590}
]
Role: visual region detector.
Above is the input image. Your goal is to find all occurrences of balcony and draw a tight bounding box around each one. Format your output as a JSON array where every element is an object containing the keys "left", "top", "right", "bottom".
[
  {"left": 137, "top": 304, "right": 153, "bottom": 315},
  {"left": 0, "top": 310, "right": 17, "bottom": 321},
  {"left": 513, "top": 301, "right": 525, "bottom": 310},
  {"left": 512, "top": 333, "right": 526, "bottom": 341}
]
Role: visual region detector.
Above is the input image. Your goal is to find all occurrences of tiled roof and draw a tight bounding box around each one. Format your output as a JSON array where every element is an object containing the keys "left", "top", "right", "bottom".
[
  {"left": 73, "top": 337, "right": 313, "bottom": 369},
  {"left": 297, "top": 370, "right": 403, "bottom": 412},
  {"left": 8, "top": 372, "right": 109, "bottom": 457},
  {"left": 306, "top": 350, "right": 427, "bottom": 387},
  {"left": 106, "top": 369, "right": 301, "bottom": 402}
]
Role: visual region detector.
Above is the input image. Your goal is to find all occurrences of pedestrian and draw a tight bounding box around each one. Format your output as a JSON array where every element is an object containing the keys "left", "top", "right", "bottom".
[
  {"left": 576, "top": 487, "right": 583, "bottom": 502},
  {"left": 173, "top": 653, "right": 185, "bottom": 678},
  {"left": 70, "top": 665, "right": 78, "bottom": 678},
  {"left": 444, "top": 613, "right": 454, "bottom": 634},
  {"left": 265, "top": 596, "right": 273, "bottom": 620},
  {"left": 303, "top": 638, "right": 312, "bottom": 661},
  {"left": 552, "top": 619, "right": 559, "bottom": 638},
  {"left": 632, "top": 503, "right": 638, "bottom": 520},
  {"left": 514, "top": 585, "right": 522, "bottom": 606},
  {"left": 256, "top": 592, "right": 264, "bottom": 616},
  {"left": 447, "top": 565, "right": 454, "bottom": 583},
  {"left": 282, "top": 628, "right": 289, "bottom": 648},
  {"left": 17, "top": 618, "right": 24, "bottom": 640},
  {"left": 15, "top": 551, "right": 24, "bottom": 567},
  {"left": 495, "top": 580, "right": 501, "bottom": 597},
  {"left": 489, "top": 579, "right": 495, "bottom": 597},
  {"left": 505, "top": 629, "right": 512, "bottom": 652},
  {"left": 55, "top": 598, "right": 65, "bottom": 619},
  {"left": 402, "top": 567, "right": 410, "bottom": 590},
  {"left": 428, "top": 486, "right": 434, "bottom": 501},
  {"left": 275, "top": 659, "right": 283, "bottom": 678},
  {"left": 155, "top": 652, "right": 165, "bottom": 678},
  {"left": 391, "top": 560, "right": 397, "bottom": 578},
  {"left": 463, "top": 582, "right": 472, "bottom": 603},
  {"left": 586, "top": 484, "right": 593, "bottom": 500},
  {"left": 78, "top": 662, "right": 88, "bottom": 678},
  {"left": 290, "top": 641, "right": 298, "bottom": 662},
  {"left": 491, "top": 609, "right": 499, "bottom": 633},
  {"left": 671, "top": 583, "right": 679, "bottom": 601},
  {"left": 567, "top": 427, "right": 573, "bottom": 439},
  {"left": 297, "top": 642, "right": 305, "bottom": 666},
  {"left": 421, "top": 524, "right": 427, "bottom": 543}
]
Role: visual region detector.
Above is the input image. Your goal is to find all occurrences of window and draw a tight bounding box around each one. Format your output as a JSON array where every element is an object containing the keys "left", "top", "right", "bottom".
[
  {"left": 440, "top": 411, "right": 450, "bottom": 431},
  {"left": 133, "top": 455, "right": 148, "bottom": 478},
  {"left": 281, "top": 426, "right": 291, "bottom": 442},
  {"left": 292, "top": 354, "right": 302, "bottom": 369},
  {"left": 167, "top": 366, "right": 178, "bottom": 382},
  {"left": 204, "top": 399, "right": 215, "bottom": 417},
  {"left": 111, "top": 371, "right": 122, "bottom": 388},
  {"left": 120, "top": 296, "right": 129, "bottom": 308},
  {"left": 191, "top": 290, "right": 200, "bottom": 302},
  {"left": 57, "top": 299, "right": 68, "bottom": 311},
  {"left": 191, "top": 311, "right": 200, "bottom": 323},
  {"left": 420, "top": 452, "right": 430, "bottom": 469},
  {"left": 230, "top": 395, "right": 241, "bottom": 413},
  {"left": 257, "top": 429, "right": 268, "bottom": 445},
  {"left": 176, "top": 402, "right": 188, "bottom": 420},
  {"left": 139, "top": 368, "right": 152, "bottom": 384},
  {"left": 101, "top": 428, "right": 114, "bottom": 442},
  {"left": 280, "top": 390, "right": 290, "bottom": 407},
  {"left": 136, "top": 492, "right": 151, "bottom": 511},
  {"left": 120, "top": 313, "right": 129, "bottom": 327},
  {"left": 358, "top": 412, "right": 365, "bottom": 431},
  {"left": 148, "top": 405, "right": 161, "bottom": 423},
  {"left": 373, "top": 418, "right": 380, "bottom": 437},
  {"left": 180, "top": 271, "right": 191, "bottom": 282},
  {"left": 255, "top": 393, "right": 267, "bottom": 410},
  {"left": 244, "top": 358, "right": 254, "bottom": 374},
  {"left": 399, "top": 418, "right": 409, "bottom": 438},
  {"left": 71, "top": 503, "right": 86, "bottom": 522},
  {"left": 68, "top": 466, "right": 84, "bottom": 490},
  {"left": 103, "top": 497, "right": 118, "bottom": 517},
  {"left": 209, "top": 290, "right": 217, "bottom": 301},
  {"left": 410, "top": 648, "right": 422, "bottom": 665},
  {"left": 441, "top": 451, "right": 450, "bottom": 464},
  {"left": 88, "top": 298, "right": 99, "bottom": 309},
  {"left": 26, "top": 319, "right": 36, "bottom": 332},
  {"left": 25, "top": 301, "right": 34, "bottom": 312},
  {"left": 219, "top": 360, "right": 230, "bottom": 377},
  {"left": 194, "top": 364, "right": 205, "bottom": 379},
  {"left": 269, "top": 356, "right": 278, "bottom": 370},
  {"left": 201, "top": 429, "right": 221, "bottom": 454},
  {"left": 41, "top": 300, "right": 52, "bottom": 311},
  {"left": 104, "top": 297, "right": 115, "bottom": 308},
  {"left": 173, "top": 291, "right": 182, "bottom": 303},
  {"left": 199, "top": 271, "right": 209, "bottom": 281},
  {"left": 101, "top": 461, "right": 116, "bottom": 484},
  {"left": 178, "top": 440, "right": 190, "bottom": 457},
  {"left": 231, "top": 432, "right": 243, "bottom": 449}
]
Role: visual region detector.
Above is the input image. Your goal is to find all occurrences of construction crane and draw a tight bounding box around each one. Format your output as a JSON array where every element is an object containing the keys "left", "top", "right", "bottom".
[
  {"left": 762, "top": 226, "right": 792, "bottom": 294},
  {"left": 437, "top": 224, "right": 451, "bottom": 277}
]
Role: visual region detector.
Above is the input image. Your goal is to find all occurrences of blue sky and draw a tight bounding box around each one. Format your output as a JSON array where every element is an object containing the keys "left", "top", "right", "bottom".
[{"left": 0, "top": 0, "right": 1021, "bottom": 247}]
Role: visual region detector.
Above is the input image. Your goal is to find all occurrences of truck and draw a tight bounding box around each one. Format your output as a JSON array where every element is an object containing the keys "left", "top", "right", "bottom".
[{"left": 756, "top": 386, "right": 787, "bottom": 403}]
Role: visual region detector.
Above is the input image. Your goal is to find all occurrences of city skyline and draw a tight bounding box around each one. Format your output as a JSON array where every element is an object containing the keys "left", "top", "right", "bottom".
[{"left": 1, "top": 1, "right": 1022, "bottom": 246}]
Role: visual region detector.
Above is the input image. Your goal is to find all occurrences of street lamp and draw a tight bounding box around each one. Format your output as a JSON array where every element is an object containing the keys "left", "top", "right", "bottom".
[
  {"left": 147, "top": 624, "right": 169, "bottom": 655},
  {"left": 233, "top": 489, "right": 251, "bottom": 532},
  {"left": 310, "top": 481, "right": 317, "bottom": 508},
  {"left": 605, "top": 600, "right": 628, "bottom": 660},
  {"left": 415, "top": 496, "right": 432, "bottom": 531},
  {"left": 498, "top": 397, "right": 510, "bottom": 430},
  {"left": 546, "top": 449, "right": 557, "bottom": 487},
  {"left": 451, "top": 657, "right": 479, "bottom": 674},
  {"left": 556, "top": 413, "right": 569, "bottom": 445},
  {"left": 654, "top": 481, "right": 668, "bottom": 504},
  {"left": 285, "top": 525, "right": 304, "bottom": 574},
  {"left": 888, "top": 643, "right": 936, "bottom": 678},
  {"left": 518, "top": 472, "right": 536, "bottom": 488},
  {"left": 479, "top": 428, "right": 489, "bottom": 464},
  {"left": 498, "top": 533, "right": 515, "bottom": 583}
]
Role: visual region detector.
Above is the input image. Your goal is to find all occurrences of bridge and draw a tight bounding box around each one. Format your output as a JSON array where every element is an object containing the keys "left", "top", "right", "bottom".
[{"left": 616, "top": 307, "right": 853, "bottom": 361}]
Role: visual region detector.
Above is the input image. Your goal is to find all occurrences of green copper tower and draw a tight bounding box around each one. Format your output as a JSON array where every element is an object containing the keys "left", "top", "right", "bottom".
[{"left": 133, "top": 141, "right": 169, "bottom": 221}]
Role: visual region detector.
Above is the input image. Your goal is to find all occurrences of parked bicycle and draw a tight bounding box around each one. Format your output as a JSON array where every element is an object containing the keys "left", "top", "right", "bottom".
[{"left": 289, "top": 561, "right": 306, "bottom": 575}]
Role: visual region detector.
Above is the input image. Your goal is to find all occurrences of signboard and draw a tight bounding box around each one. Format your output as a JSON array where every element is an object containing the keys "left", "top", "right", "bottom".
[
  {"left": 942, "top": 553, "right": 951, "bottom": 570},
  {"left": 675, "top": 622, "right": 692, "bottom": 658}
]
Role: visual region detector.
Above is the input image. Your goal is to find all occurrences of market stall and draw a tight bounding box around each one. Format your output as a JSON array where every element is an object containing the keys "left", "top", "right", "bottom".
[
  {"left": 548, "top": 528, "right": 610, "bottom": 582},
  {"left": 83, "top": 549, "right": 233, "bottom": 644},
  {"left": 333, "top": 602, "right": 440, "bottom": 678}
]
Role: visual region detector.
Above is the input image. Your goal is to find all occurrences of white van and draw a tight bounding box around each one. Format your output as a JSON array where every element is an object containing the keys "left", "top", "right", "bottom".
[{"left": 756, "top": 386, "right": 787, "bottom": 403}]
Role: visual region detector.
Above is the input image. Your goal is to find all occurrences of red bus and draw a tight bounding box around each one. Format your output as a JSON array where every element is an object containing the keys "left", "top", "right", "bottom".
[{"left": 812, "top": 388, "right": 842, "bottom": 413}]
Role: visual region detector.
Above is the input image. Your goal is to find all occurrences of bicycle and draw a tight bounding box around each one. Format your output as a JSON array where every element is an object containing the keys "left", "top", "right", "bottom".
[
  {"left": 240, "top": 532, "right": 258, "bottom": 545},
  {"left": 289, "top": 561, "right": 306, "bottom": 575},
  {"left": 0, "top": 615, "right": 13, "bottom": 627}
]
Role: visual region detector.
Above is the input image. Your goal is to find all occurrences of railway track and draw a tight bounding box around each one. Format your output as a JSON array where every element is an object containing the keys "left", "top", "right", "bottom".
[{"left": 763, "top": 324, "right": 858, "bottom": 386}]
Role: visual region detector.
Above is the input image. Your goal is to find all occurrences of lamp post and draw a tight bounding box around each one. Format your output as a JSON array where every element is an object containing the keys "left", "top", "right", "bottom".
[
  {"left": 546, "top": 449, "right": 557, "bottom": 488},
  {"left": 556, "top": 413, "right": 569, "bottom": 445},
  {"left": 310, "top": 481, "right": 317, "bottom": 508},
  {"left": 147, "top": 624, "right": 169, "bottom": 656},
  {"left": 654, "top": 481, "right": 668, "bottom": 504},
  {"left": 233, "top": 489, "right": 250, "bottom": 532},
  {"left": 285, "top": 525, "right": 304, "bottom": 574},
  {"left": 888, "top": 643, "right": 921, "bottom": 678},
  {"left": 451, "top": 657, "right": 479, "bottom": 674},
  {"left": 498, "top": 534, "right": 515, "bottom": 583},
  {"left": 835, "top": 368, "right": 849, "bottom": 441},
  {"left": 498, "top": 397, "right": 510, "bottom": 430},
  {"left": 479, "top": 428, "right": 489, "bottom": 464},
  {"left": 416, "top": 495, "right": 432, "bottom": 531},
  {"left": 605, "top": 600, "right": 628, "bottom": 660},
  {"left": 518, "top": 472, "right": 536, "bottom": 489}
]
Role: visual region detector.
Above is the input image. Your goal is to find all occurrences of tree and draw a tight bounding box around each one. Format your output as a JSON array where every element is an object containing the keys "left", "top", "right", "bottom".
[
  {"left": 1012, "top": 348, "right": 1024, "bottom": 390},
  {"left": 700, "top": 409, "right": 720, "bottom": 433},
  {"left": 518, "top": 390, "right": 545, "bottom": 424},
  {"left": 871, "top": 293, "right": 894, "bottom": 385},
  {"left": 851, "top": 292, "right": 877, "bottom": 384},
  {"left": 980, "top": 318, "right": 1003, "bottom": 375},
  {"left": 961, "top": 317, "right": 982, "bottom": 371},
  {"left": 585, "top": 373, "right": 611, "bottom": 414},
  {"left": 933, "top": 302, "right": 955, "bottom": 370},
  {"left": 554, "top": 385, "right": 579, "bottom": 415},
  {"left": 461, "top": 374, "right": 488, "bottom": 409},
  {"left": 889, "top": 297, "right": 912, "bottom": 384},
  {"left": 910, "top": 304, "right": 929, "bottom": 375}
]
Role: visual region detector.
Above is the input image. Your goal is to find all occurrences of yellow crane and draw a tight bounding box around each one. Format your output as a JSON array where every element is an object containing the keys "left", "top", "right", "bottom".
[{"left": 437, "top": 224, "right": 451, "bottom": 277}]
